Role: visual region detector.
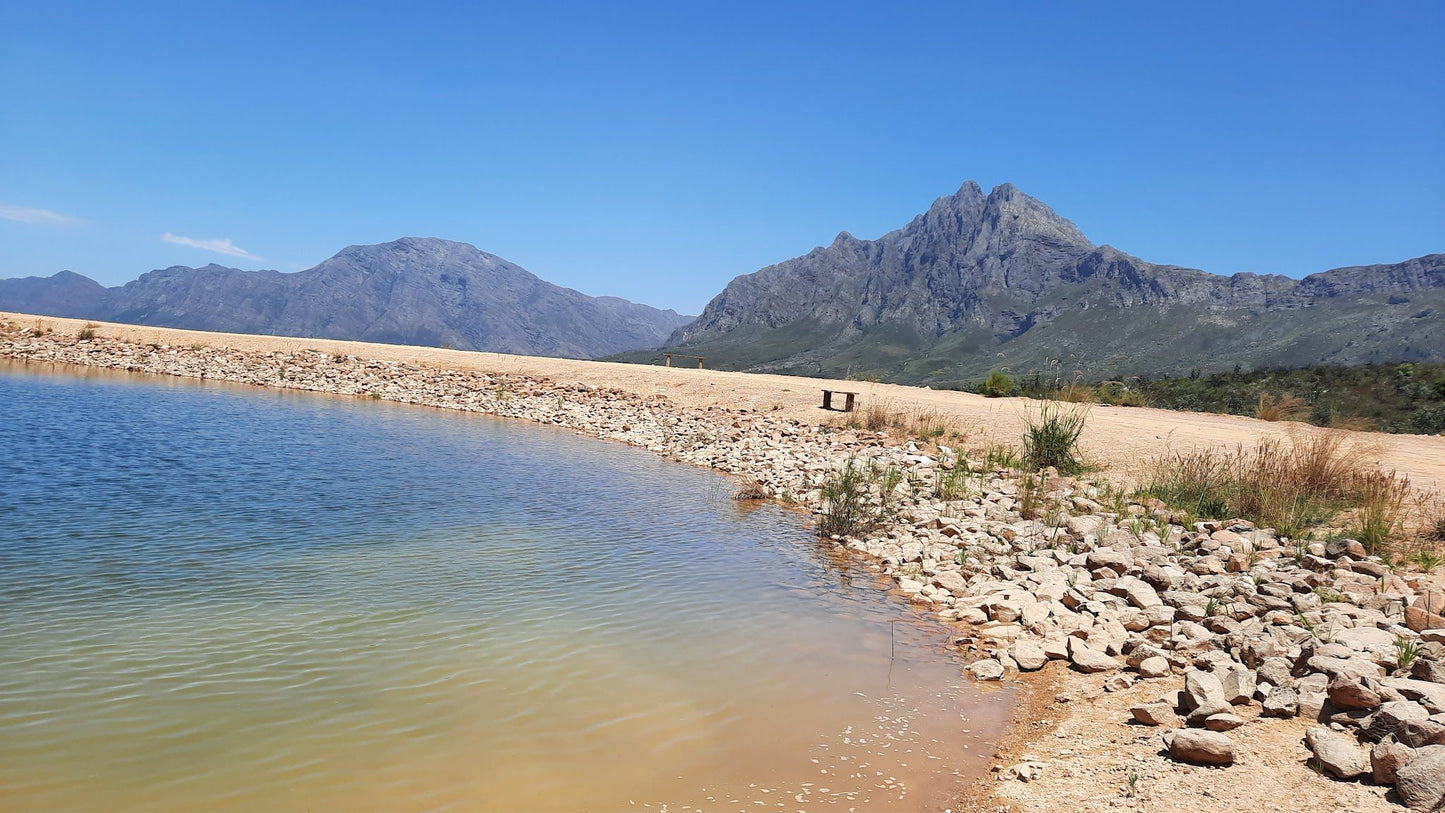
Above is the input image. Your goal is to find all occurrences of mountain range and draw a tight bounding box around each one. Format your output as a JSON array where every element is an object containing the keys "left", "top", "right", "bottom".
[
  {"left": 0, "top": 238, "right": 691, "bottom": 359},
  {"left": 651, "top": 182, "right": 1444, "bottom": 382},
  {"left": 3, "top": 185, "right": 1440, "bottom": 377}
]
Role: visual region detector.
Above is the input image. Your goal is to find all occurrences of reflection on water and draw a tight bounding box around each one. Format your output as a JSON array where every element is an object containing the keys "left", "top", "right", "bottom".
[{"left": 0, "top": 361, "right": 1011, "bottom": 812}]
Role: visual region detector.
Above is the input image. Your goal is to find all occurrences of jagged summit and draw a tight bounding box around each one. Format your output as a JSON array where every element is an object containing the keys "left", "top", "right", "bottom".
[{"left": 662, "top": 182, "right": 1444, "bottom": 381}]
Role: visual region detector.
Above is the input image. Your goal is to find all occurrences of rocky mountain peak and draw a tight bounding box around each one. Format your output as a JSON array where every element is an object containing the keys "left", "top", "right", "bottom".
[{"left": 663, "top": 182, "right": 1444, "bottom": 381}]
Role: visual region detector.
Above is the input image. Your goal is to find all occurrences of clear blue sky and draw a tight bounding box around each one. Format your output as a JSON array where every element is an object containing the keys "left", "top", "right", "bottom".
[{"left": 2, "top": 1, "right": 1442, "bottom": 313}]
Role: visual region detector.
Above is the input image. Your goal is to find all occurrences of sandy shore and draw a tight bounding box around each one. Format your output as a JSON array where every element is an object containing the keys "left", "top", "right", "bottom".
[
  {"left": 5, "top": 312, "right": 1444, "bottom": 813},
  {"left": 7, "top": 312, "right": 1443, "bottom": 494}
]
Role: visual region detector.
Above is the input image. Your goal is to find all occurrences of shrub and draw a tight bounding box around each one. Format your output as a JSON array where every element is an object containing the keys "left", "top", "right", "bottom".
[
  {"left": 1098, "top": 380, "right": 1149, "bottom": 407},
  {"left": 76, "top": 323, "right": 98, "bottom": 341},
  {"left": 1022, "top": 401, "right": 1089, "bottom": 474},
  {"left": 862, "top": 399, "right": 893, "bottom": 432},
  {"left": 1412, "top": 550, "right": 1443, "bottom": 572},
  {"left": 981, "top": 369, "right": 1016, "bottom": 398},
  {"left": 818, "top": 458, "right": 904, "bottom": 537}
]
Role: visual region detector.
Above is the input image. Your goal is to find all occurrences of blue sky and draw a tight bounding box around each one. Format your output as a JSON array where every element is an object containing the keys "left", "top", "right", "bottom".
[{"left": 2, "top": 1, "right": 1442, "bottom": 313}]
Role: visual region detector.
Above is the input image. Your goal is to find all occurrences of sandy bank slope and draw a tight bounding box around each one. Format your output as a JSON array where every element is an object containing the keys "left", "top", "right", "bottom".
[{"left": 6, "top": 311, "right": 1445, "bottom": 493}]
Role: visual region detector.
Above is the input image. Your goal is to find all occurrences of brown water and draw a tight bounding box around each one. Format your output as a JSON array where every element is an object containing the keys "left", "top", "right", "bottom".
[{"left": 0, "top": 361, "right": 1011, "bottom": 812}]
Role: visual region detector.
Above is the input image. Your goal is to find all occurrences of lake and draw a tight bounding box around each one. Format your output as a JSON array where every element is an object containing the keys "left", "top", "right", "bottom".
[{"left": 0, "top": 360, "right": 1010, "bottom": 811}]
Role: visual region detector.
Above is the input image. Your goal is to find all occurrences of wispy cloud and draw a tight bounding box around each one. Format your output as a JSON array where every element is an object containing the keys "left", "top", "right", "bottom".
[
  {"left": 0, "top": 202, "right": 81, "bottom": 226},
  {"left": 162, "top": 233, "right": 262, "bottom": 260}
]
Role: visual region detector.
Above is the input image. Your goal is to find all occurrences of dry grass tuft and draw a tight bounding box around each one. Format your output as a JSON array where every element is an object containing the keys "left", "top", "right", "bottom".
[
  {"left": 838, "top": 398, "right": 969, "bottom": 444},
  {"left": 1143, "top": 431, "right": 1418, "bottom": 553},
  {"left": 734, "top": 479, "right": 770, "bottom": 501},
  {"left": 1255, "top": 392, "right": 1310, "bottom": 422},
  {"left": 1052, "top": 383, "right": 1099, "bottom": 403}
]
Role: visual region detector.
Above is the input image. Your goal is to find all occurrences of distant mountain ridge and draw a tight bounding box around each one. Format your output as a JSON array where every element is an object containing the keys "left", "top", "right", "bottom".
[
  {"left": 0, "top": 238, "right": 691, "bottom": 359},
  {"left": 658, "top": 182, "right": 1444, "bottom": 381}
]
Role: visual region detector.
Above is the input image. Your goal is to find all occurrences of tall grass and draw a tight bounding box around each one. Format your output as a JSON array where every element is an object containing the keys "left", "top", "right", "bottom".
[
  {"left": 934, "top": 462, "right": 973, "bottom": 501},
  {"left": 1142, "top": 432, "right": 1412, "bottom": 544},
  {"left": 1052, "top": 383, "right": 1098, "bottom": 403},
  {"left": 1351, "top": 471, "right": 1409, "bottom": 554},
  {"left": 1256, "top": 392, "right": 1310, "bottom": 422},
  {"left": 1022, "top": 401, "right": 1089, "bottom": 474},
  {"left": 844, "top": 399, "right": 966, "bottom": 442},
  {"left": 818, "top": 458, "right": 904, "bottom": 537}
]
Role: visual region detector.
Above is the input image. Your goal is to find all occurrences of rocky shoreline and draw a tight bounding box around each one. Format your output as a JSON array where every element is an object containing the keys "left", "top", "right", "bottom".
[{"left": 4, "top": 318, "right": 1444, "bottom": 812}]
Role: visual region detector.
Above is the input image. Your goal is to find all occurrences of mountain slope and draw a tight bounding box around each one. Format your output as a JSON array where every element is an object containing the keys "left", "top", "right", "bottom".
[
  {"left": 1, "top": 238, "right": 691, "bottom": 359},
  {"left": 659, "top": 182, "right": 1445, "bottom": 382}
]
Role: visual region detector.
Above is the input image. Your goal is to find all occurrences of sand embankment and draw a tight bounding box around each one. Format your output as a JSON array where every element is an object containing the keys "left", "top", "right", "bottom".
[{"left": 6, "top": 311, "right": 1444, "bottom": 494}]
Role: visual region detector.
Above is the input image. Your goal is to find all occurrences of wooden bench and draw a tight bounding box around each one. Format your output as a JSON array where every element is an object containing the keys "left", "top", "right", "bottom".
[
  {"left": 820, "top": 388, "right": 858, "bottom": 412},
  {"left": 663, "top": 353, "right": 706, "bottom": 369}
]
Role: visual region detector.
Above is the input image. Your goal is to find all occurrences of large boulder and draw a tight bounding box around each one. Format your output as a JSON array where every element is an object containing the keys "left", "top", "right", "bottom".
[
  {"left": 1257, "top": 656, "right": 1294, "bottom": 688},
  {"left": 969, "top": 658, "right": 1005, "bottom": 681},
  {"left": 1217, "top": 663, "right": 1256, "bottom": 705},
  {"left": 1333, "top": 625, "right": 1397, "bottom": 658},
  {"left": 1086, "top": 547, "right": 1134, "bottom": 574},
  {"left": 1412, "top": 655, "right": 1445, "bottom": 685},
  {"left": 1328, "top": 673, "right": 1383, "bottom": 711},
  {"left": 1183, "top": 669, "right": 1231, "bottom": 722},
  {"left": 1305, "top": 726, "right": 1369, "bottom": 779},
  {"left": 1067, "top": 637, "right": 1118, "bottom": 673},
  {"left": 1384, "top": 677, "right": 1445, "bottom": 714},
  {"left": 1372, "top": 739, "right": 1415, "bottom": 785},
  {"left": 1011, "top": 641, "right": 1048, "bottom": 672},
  {"left": 1131, "top": 699, "right": 1181, "bottom": 727},
  {"left": 933, "top": 570, "right": 969, "bottom": 596},
  {"left": 1406, "top": 591, "right": 1445, "bottom": 633},
  {"left": 1204, "top": 713, "right": 1244, "bottom": 731},
  {"left": 1396, "top": 746, "right": 1445, "bottom": 811},
  {"left": 1363, "top": 701, "right": 1431, "bottom": 743},
  {"left": 1138, "top": 656, "right": 1171, "bottom": 679},
  {"left": 1398, "top": 719, "right": 1445, "bottom": 748},
  {"left": 1112, "top": 576, "right": 1163, "bottom": 609},
  {"left": 1166, "top": 729, "right": 1235, "bottom": 766},
  {"left": 1262, "top": 686, "right": 1301, "bottom": 718}
]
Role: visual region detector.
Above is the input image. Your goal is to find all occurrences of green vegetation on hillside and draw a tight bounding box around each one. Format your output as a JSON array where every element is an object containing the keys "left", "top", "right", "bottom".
[{"left": 952, "top": 362, "right": 1445, "bottom": 435}]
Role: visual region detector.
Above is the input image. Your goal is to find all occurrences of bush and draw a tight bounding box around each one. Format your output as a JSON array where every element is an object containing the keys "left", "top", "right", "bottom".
[
  {"left": 1098, "top": 380, "right": 1149, "bottom": 407},
  {"left": 981, "top": 369, "right": 1016, "bottom": 398},
  {"left": 1022, "top": 401, "right": 1089, "bottom": 474},
  {"left": 818, "top": 458, "right": 904, "bottom": 537}
]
